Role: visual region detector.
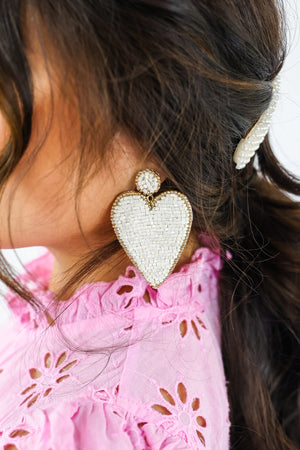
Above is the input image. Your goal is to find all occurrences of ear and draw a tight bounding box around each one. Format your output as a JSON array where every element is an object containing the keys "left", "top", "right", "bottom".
[
  {"left": 143, "top": 156, "right": 168, "bottom": 185},
  {"left": 112, "top": 130, "right": 168, "bottom": 185}
]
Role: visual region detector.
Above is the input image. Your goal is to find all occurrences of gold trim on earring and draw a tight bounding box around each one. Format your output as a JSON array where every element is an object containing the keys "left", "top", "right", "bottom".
[{"left": 110, "top": 168, "right": 193, "bottom": 289}]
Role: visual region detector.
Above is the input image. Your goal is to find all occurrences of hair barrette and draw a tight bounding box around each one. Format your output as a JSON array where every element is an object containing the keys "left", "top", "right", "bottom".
[{"left": 233, "top": 74, "right": 281, "bottom": 170}]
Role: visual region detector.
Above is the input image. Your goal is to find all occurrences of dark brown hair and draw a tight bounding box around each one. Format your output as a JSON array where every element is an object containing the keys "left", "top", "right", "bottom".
[{"left": 0, "top": 1, "right": 299, "bottom": 448}]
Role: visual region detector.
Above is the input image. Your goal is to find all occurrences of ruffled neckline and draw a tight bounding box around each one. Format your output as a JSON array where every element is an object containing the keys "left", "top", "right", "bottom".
[{"left": 6, "top": 234, "right": 231, "bottom": 325}]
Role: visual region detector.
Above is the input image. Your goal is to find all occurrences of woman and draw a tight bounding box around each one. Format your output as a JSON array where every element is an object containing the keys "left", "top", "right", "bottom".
[{"left": 0, "top": 1, "right": 299, "bottom": 449}]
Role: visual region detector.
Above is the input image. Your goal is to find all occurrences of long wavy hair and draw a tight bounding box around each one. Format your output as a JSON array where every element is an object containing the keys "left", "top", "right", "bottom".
[{"left": 0, "top": 1, "right": 299, "bottom": 448}]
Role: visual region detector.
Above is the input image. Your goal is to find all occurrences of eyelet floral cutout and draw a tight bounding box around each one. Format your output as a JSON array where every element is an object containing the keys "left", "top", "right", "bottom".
[
  {"left": 180, "top": 315, "right": 207, "bottom": 340},
  {"left": 19, "top": 351, "right": 77, "bottom": 408},
  {"left": 161, "top": 312, "right": 207, "bottom": 341},
  {"left": 0, "top": 425, "right": 31, "bottom": 450},
  {"left": 93, "top": 384, "right": 120, "bottom": 403},
  {"left": 151, "top": 381, "right": 207, "bottom": 447}
]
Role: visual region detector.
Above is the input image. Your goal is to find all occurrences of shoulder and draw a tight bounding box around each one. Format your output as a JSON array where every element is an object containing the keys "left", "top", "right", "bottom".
[
  {"left": 0, "top": 303, "right": 230, "bottom": 449},
  {"left": 0, "top": 243, "right": 231, "bottom": 448},
  {"left": 109, "top": 304, "right": 230, "bottom": 449}
]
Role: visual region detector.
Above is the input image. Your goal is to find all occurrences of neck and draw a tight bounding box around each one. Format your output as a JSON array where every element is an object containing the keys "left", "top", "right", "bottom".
[{"left": 48, "top": 228, "right": 200, "bottom": 300}]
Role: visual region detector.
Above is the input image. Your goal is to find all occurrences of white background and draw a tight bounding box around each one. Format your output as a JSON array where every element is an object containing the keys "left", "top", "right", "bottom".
[{"left": 0, "top": 0, "right": 299, "bottom": 326}]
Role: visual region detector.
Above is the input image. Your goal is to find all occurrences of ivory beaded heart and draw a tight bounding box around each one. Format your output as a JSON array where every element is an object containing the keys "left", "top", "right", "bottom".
[{"left": 110, "top": 168, "right": 193, "bottom": 289}]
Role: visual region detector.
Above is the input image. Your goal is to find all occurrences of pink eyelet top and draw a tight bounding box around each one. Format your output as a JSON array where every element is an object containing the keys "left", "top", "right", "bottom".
[{"left": 0, "top": 237, "right": 231, "bottom": 449}]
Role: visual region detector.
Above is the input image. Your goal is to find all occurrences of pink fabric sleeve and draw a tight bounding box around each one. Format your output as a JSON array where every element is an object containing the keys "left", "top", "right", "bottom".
[
  {"left": 42, "top": 400, "right": 198, "bottom": 450},
  {"left": 0, "top": 244, "right": 231, "bottom": 449}
]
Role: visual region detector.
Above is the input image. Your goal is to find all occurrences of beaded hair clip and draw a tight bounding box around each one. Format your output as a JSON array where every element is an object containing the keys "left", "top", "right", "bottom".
[{"left": 233, "top": 75, "right": 281, "bottom": 170}]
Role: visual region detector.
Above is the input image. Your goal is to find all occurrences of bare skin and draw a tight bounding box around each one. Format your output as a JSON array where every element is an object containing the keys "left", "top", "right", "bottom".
[{"left": 0, "top": 23, "right": 201, "bottom": 300}]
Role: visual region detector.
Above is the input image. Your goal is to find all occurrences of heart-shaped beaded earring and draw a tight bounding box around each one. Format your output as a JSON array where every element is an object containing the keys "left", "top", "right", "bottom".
[{"left": 110, "top": 168, "right": 193, "bottom": 289}]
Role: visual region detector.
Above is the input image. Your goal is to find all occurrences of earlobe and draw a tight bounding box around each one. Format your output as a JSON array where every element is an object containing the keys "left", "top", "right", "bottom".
[
  {"left": 143, "top": 156, "right": 168, "bottom": 185},
  {"left": 112, "top": 130, "right": 168, "bottom": 185},
  {"left": 146, "top": 166, "right": 167, "bottom": 185}
]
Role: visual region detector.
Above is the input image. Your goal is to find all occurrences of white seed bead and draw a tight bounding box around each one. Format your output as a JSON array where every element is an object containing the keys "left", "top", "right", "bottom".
[{"left": 135, "top": 168, "right": 161, "bottom": 195}]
